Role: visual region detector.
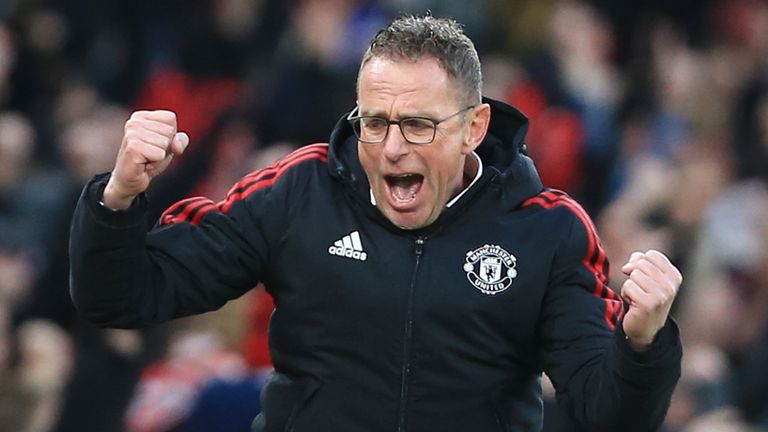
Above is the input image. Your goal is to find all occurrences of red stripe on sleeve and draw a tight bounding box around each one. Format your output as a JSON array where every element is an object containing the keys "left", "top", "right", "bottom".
[
  {"left": 190, "top": 202, "right": 218, "bottom": 225},
  {"left": 219, "top": 152, "right": 328, "bottom": 213},
  {"left": 175, "top": 198, "right": 215, "bottom": 223},
  {"left": 228, "top": 146, "right": 329, "bottom": 196},
  {"left": 238, "top": 144, "right": 328, "bottom": 180},
  {"left": 160, "top": 197, "right": 209, "bottom": 225},
  {"left": 537, "top": 191, "right": 610, "bottom": 291},
  {"left": 159, "top": 145, "right": 329, "bottom": 226},
  {"left": 522, "top": 190, "right": 624, "bottom": 329}
]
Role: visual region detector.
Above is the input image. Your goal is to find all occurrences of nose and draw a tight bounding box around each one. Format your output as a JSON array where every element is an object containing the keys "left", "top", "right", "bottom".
[{"left": 382, "top": 124, "right": 410, "bottom": 162}]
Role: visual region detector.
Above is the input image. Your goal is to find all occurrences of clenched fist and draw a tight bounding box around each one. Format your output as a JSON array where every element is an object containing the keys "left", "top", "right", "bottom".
[
  {"left": 620, "top": 250, "right": 682, "bottom": 351},
  {"left": 102, "top": 110, "right": 189, "bottom": 210}
]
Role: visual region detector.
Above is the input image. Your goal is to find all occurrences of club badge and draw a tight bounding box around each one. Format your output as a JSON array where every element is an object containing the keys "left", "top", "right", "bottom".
[{"left": 463, "top": 244, "right": 517, "bottom": 295}]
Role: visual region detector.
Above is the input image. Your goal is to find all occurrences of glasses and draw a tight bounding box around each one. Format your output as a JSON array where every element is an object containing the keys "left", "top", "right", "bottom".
[{"left": 347, "top": 105, "right": 475, "bottom": 144}]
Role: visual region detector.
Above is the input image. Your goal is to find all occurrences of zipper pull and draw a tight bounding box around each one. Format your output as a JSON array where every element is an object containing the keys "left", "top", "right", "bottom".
[{"left": 415, "top": 237, "right": 425, "bottom": 255}]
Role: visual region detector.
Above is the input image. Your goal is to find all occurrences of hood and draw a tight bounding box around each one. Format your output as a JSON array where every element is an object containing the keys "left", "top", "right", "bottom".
[{"left": 326, "top": 97, "right": 543, "bottom": 213}]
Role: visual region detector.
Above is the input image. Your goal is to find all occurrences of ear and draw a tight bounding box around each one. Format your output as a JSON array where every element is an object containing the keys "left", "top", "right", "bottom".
[{"left": 462, "top": 103, "right": 491, "bottom": 155}]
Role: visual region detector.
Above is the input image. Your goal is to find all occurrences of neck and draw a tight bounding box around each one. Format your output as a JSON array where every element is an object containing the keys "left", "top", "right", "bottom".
[{"left": 462, "top": 153, "right": 479, "bottom": 188}]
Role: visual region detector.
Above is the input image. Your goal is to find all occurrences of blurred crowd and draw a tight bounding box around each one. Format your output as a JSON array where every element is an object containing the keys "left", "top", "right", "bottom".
[{"left": 1, "top": 0, "right": 767, "bottom": 431}]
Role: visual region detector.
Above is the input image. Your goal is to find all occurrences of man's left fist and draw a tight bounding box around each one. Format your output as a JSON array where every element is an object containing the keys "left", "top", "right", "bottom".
[{"left": 620, "top": 250, "right": 683, "bottom": 351}]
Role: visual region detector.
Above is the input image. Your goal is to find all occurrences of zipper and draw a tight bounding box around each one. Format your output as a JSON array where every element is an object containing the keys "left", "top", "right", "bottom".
[{"left": 397, "top": 236, "right": 425, "bottom": 432}]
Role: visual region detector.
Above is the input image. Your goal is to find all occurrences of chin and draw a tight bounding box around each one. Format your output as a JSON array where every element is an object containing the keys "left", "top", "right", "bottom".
[
  {"left": 385, "top": 210, "right": 431, "bottom": 231},
  {"left": 393, "top": 221, "right": 421, "bottom": 231}
]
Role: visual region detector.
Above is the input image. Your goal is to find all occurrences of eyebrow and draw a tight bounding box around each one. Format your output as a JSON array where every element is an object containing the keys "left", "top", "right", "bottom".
[
  {"left": 359, "top": 108, "right": 437, "bottom": 119},
  {"left": 358, "top": 108, "right": 389, "bottom": 117}
]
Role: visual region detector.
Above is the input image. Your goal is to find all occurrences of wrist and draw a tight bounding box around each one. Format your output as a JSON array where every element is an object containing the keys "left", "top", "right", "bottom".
[
  {"left": 617, "top": 319, "right": 681, "bottom": 366},
  {"left": 621, "top": 321, "right": 668, "bottom": 352},
  {"left": 625, "top": 335, "right": 654, "bottom": 352},
  {"left": 102, "top": 179, "right": 137, "bottom": 210},
  {"left": 622, "top": 323, "right": 659, "bottom": 352}
]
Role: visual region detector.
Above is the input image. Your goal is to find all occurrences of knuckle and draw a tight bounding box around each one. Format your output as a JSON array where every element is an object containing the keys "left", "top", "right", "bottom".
[
  {"left": 659, "top": 290, "right": 673, "bottom": 306},
  {"left": 622, "top": 279, "right": 638, "bottom": 294},
  {"left": 144, "top": 146, "right": 164, "bottom": 161},
  {"left": 664, "top": 276, "right": 677, "bottom": 290},
  {"left": 155, "top": 110, "right": 177, "bottom": 123},
  {"left": 659, "top": 291, "right": 670, "bottom": 304},
  {"left": 125, "top": 118, "right": 149, "bottom": 133},
  {"left": 668, "top": 284, "right": 679, "bottom": 299},
  {"left": 129, "top": 110, "right": 151, "bottom": 121},
  {"left": 641, "top": 259, "right": 656, "bottom": 270},
  {"left": 634, "top": 261, "right": 647, "bottom": 273},
  {"left": 650, "top": 296, "right": 664, "bottom": 310},
  {"left": 620, "top": 284, "right": 630, "bottom": 297},
  {"left": 620, "top": 283, "right": 629, "bottom": 296},
  {"left": 647, "top": 250, "right": 666, "bottom": 262},
  {"left": 123, "top": 133, "right": 141, "bottom": 147},
  {"left": 160, "top": 123, "right": 176, "bottom": 138}
]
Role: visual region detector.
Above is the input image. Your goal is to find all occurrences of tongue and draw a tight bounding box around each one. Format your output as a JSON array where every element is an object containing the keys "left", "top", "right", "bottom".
[{"left": 390, "top": 176, "right": 422, "bottom": 202}]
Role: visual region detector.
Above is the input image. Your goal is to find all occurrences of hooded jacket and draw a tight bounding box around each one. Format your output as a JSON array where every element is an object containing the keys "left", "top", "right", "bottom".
[{"left": 70, "top": 98, "right": 681, "bottom": 432}]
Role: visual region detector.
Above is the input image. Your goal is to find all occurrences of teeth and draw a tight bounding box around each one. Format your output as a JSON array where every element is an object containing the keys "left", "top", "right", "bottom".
[{"left": 386, "top": 173, "right": 422, "bottom": 204}]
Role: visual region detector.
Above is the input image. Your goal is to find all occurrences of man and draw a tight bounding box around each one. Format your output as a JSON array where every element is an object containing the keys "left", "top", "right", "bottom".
[{"left": 70, "top": 15, "right": 682, "bottom": 432}]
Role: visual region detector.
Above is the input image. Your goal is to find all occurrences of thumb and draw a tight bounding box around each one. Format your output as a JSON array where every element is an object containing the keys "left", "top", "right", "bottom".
[{"left": 169, "top": 132, "right": 190, "bottom": 156}]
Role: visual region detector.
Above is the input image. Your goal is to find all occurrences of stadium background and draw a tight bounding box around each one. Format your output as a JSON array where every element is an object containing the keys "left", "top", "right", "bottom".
[{"left": 1, "top": 0, "right": 767, "bottom": 431}]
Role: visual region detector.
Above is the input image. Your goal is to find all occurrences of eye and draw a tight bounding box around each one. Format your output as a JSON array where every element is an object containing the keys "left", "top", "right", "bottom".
[
  {"left": 401, "top": 118, "right": 434, "bottom": 135},
  {"left": 362, "top": 117, "right": 387, "bottom": 131}
]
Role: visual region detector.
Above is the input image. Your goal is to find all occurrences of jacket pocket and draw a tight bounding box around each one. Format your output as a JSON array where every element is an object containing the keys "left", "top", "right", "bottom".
[{"left": 251, "top": 373, "right": 321, "bottom": 432}]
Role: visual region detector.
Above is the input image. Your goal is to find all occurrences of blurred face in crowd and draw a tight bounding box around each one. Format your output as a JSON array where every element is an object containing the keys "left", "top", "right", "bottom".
[
  {"left": 356, "top": 56, "right": 490, "bottom": 230},
  {"left": 0, "top": 113, "right": 34, "bottom": 194}
]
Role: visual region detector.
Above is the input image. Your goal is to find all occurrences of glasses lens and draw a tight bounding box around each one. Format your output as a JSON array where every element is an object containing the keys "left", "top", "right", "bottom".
[
  {"left": 355, "top": 117, "right": 387, "bottom": 142},
  {"left": 401, "top": 118, "right": 436, "bottom": 144}
]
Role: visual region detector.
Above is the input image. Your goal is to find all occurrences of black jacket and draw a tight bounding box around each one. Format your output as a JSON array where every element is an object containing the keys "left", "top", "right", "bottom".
[{"left": 70, "top": 98, "right": 681, "bottom": 432}]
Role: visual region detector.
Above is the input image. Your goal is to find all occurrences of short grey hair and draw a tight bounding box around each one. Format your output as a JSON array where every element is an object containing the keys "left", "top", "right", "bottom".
[{"left": 358, "top": 15, "right": 482, "bottom": 106}]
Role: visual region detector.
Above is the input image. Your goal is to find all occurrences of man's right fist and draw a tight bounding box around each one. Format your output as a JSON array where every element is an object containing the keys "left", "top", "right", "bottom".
[{"left": 102, "top": 110, "right": 189, "bottom": 210}]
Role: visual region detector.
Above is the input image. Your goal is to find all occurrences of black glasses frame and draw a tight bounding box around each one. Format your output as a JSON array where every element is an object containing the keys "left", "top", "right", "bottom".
[{"left": 346, "top": 105, "right": 476, "bottom": 144}]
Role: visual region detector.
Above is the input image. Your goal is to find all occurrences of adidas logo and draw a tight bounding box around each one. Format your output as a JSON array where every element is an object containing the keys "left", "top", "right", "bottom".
[{"left": 328, "top": 231, "right": 368, "bottom": 261}]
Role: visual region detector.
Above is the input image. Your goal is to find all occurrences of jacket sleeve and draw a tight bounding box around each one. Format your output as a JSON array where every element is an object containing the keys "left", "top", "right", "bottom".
[
  {"left": 537, "top": 205, "right": 682, "bottom": 432},
  {"left": 69, "top": 170, "right": 288, "bottom": 329}
]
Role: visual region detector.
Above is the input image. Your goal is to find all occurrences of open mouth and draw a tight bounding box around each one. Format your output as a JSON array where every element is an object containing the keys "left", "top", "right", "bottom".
[{"left": 385, "top": 174, "right": 424, "bottom": 205}]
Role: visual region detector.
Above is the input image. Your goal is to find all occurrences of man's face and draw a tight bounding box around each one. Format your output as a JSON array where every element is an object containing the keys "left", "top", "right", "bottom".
[{"left": 356, "top": 57, "right": 485, "bottom": 230}]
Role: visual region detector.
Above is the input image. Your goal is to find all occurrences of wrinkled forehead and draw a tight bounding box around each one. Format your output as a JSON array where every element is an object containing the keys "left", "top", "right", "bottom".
[{"left": 356, "top": 56, "right": 463, "bottom": 107}]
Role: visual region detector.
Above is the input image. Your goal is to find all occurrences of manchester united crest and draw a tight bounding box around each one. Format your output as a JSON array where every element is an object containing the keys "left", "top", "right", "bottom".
[{"left": 463, "top": 244, "right": 517, "bottom": 295}]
